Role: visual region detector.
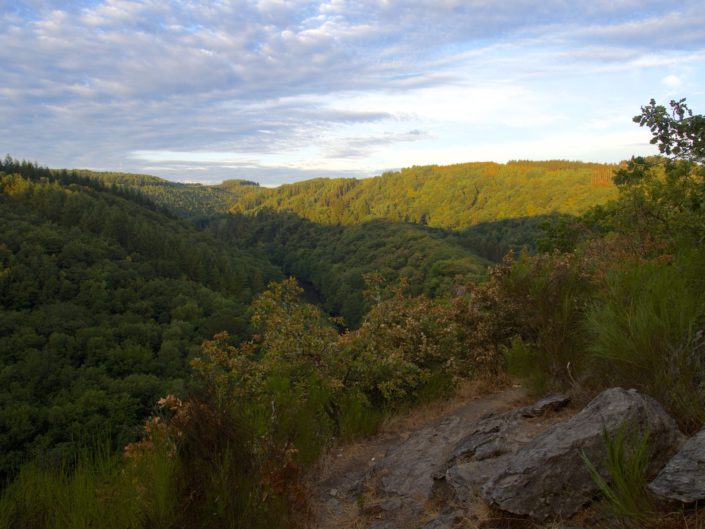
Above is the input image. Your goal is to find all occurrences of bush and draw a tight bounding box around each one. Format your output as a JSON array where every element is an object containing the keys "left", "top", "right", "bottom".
[
  {"left": 494, "top": 250, "right": 594, "bottom": 391},
  {"left": 586, "top": 250, "right": 705, "bottom": 429}
]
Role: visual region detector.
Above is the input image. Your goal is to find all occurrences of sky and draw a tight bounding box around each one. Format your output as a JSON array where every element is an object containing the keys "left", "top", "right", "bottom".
[{"left": 1, "top": 1, "right": 705, "bottom": 185}]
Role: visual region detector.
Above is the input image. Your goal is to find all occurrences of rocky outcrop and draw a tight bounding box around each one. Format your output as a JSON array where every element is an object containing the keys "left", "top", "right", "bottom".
[
  {"left": 312, "top": 386, "right": 687, "bottom": 529},
  {"left": 440, "top": 393, "right": 570, "bottom": 504},
  {"left": 480, "top": 388, "right": 683, "bottom": 520},
  {"left": 648, "top": 427, "right": 705, "bottom": 503},
  {"left": 361, "top": 388, "right": 525, "bottom": 529}
]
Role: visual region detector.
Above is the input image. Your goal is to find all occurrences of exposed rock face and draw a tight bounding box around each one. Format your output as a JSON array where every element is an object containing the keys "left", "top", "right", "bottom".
[
  {"left": 312, "top": 386, "right": 685, "bottom": 529},
  {"left": 418, "top": 510, "right": 465, "bottom": 529},
  {"left": 648, "top": 427, "right": 705, "bottom": 503},
  {"left": 441, "top": 393, "right": 570, "bottom": 503},
  {"left": 480, "top": 388, "right": 683, "bottom": 520},
  {"left": 362, "top": 388, "right": 526, "bottom": 529}
]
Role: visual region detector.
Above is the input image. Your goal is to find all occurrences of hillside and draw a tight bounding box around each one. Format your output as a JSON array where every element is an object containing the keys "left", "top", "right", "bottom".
[
  {"left": 71, "top": 161, "right": 619, "bottom": 325},
  {"left": 0, "top": 163, "right": 280, "bottom": 478},
  {"left": 207, "top": 211, "right": 490, "bottom": 326},
  {"left": 228, "top": 161, "right": 617, "bottom": 227},
  {"left": 73, "top": 170, "right": 250, "bottom": 217},
  {"left": 69, "top": 162, "right": 618, "bottom": 230},
  {"left": 3, "top": 97, "right": 705, "bottom": 529}
]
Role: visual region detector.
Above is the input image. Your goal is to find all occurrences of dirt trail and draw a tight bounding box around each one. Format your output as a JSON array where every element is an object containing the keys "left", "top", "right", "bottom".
[{"left": 308, "top": 385, "right": 528, "bottom": 529}]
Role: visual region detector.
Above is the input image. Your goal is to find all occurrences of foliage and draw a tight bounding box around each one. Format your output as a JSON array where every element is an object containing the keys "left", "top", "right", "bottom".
[
  {"left": 482, "top": 248, "right": 606, "bottom": 393},
  {"left": 339, "top": 274, "right": 503, "bottom": 407},
  {"left": 2, "top": 100, "right": 697, "bottom": 528},
  {"left": 74, "top": 170, "right": 257, "bottom": 217},
  {"left": 191, "top": 275, "right": 503, "bottom": 458},
  {"left": 586, "top": 251, "right": 705, "bottom": 429},
  {"left": 227, "top": 161, "right": 616, "bottom": 232},
  {"left": 0, "top": 443, "right": 144, "bottom": 529},
  {"left": 207, "top": 211, "right": 489, "bottom": 327},
  {"left": 494, "top": 97, "right": 705, "bottom": 443},
  {"left": 582, "top": 423, "right": 655, "bottom": 528},
  {"left": 0, "top": 166, "right": 280, "bottom": 479},
  {"left": 635, "top": 98, "right": 705, "bottom": 161}
]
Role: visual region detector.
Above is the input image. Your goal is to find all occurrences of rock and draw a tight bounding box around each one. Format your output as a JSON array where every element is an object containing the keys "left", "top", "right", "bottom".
[
  {"left": 365, "top": 388, "right": 525, "bottom": 528},
  {"left": 440, "top": 393, "right": 570, "bottom": 475},
  {"left": 419, "top": 510, "right": 465, "bottom": 529},
  {"left": 368, "top": 522, "right": 394, "bottom": 529},
  {"left": 419, "top": 517, "right": 453, "bottom": 529},
  {"left": 481, "top": 388, "right": 683, "bottom": 520},
  {"left": 380, "top": 498, "right": 402, "bottom": 511},
  {"left": 520, "top": 393, "right": 571, "bottom": 417},
  {"left": 323, "top": 497, "right": 343, "bottom": 517},
  {"left": 446, "top": 454, "right": 514, "bottom": 502},
  {"left": 648, "top": 426, "right": 705, "bottom": 503},
  {"left": 439, "top": 393, "right": 570, "bottom": 503}
]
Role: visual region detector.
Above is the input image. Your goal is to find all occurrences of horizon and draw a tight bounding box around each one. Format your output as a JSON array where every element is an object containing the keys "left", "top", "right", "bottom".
[
  {"left": 21, "top": 157, "right": 625, "bottom": 187},
  {"left": 2, "top": 1, "right": 704, "bottom": 186}
]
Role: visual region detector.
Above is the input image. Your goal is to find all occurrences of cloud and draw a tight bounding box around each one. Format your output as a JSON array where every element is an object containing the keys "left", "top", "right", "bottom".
[
  {"left": 0, "top": 1, "right": 703, "bottom": 183},
  {"left": 662, "top": 74, "right": 683, "bottom": 88}
]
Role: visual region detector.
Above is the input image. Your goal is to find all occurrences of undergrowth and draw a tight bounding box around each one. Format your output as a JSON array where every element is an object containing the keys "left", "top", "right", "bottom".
[{"left": 582, "top": 423, "right": 654, "bottom": 528}]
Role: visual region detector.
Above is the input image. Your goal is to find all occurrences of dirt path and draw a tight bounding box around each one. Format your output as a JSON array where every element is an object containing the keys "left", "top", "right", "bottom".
[{"left": 308, "top": 385, "right": 529, "bottom": 529}]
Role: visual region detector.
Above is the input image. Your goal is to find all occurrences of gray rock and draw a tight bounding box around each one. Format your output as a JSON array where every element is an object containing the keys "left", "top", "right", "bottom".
[
  {"left": 419, "top": 517, "right": 453, "bottom": 529},
  {"left": 365, "top": 388, "right": 525, "bottom": 528},
  {"left": 520, "top": 393, "right": 571, "bottom": 417},
  {"left": 380, "top": 498, "right": 402, "bottom": 511},
  {"left": 419, "top": 510, "right": 465, "bottom": 529},
  {"left": 420, "top": 518, "right": 452, "bottom": 529},
  {"left": 446, "top": 454, "right": 514, "bottom": 501},
  {"left": 481, "top": 388, "right": 683, "bottom": 520},
  {"left": 368, "top": 523, "right": 394, "bottom": 529},
  {"left": 439, "top": 393, "right": 570, "bottom": 504},
  {"left": 440, "top": 393, "right": 570, "bottom": 475},
  {"left": 648, "top": 427, "right": 705, "bottom": 503}
]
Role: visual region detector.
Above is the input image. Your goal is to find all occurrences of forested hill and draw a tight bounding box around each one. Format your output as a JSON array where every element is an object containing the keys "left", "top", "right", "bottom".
[
  {"left": 227, "top": 161, "right": 618, "bottom": 228},
  {"left": 72, "top": 169, "right": 250, "bottom": 217},
  {"left": 65, "top": 161, "right": 617, "bottom": 226},
  {"left": 0, "top": 164, "right": 280, "bottom": 478},
  {"left": 0, "top": 158, "right": 619, "bottom": 329}
]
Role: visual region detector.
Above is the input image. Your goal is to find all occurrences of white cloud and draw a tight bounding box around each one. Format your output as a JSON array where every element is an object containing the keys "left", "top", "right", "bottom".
[
  {"left": 0, "top": 0, "right": 703, "bottom": 184},
  {"left": 662, "top": 74, "right": 683, "bottom": 87}
]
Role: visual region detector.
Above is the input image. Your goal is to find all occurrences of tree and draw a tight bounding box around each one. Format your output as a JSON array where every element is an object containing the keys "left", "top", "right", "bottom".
[
  {"left": 611, "top": 98, "right": 705, "bottom": 246},
  {"left": 635, "top": 98, "right": 705, "bottom": 162}
]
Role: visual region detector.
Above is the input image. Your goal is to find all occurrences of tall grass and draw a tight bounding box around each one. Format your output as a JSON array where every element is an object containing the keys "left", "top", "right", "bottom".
[
  {"left": 0, "top": 445, "right": 141, "bottom": 529},
  {"left": 130, "top": 436, "right": 180, "bottom": 529},
  {"left": 505, "top": 337, "right": 552, "bottom": 394},
  {"left": 335, "top": 390, "right": 385, "bottom": 443},
  {"left": 582, "top": 423, "right": 654, "bottom": 528},
  {"left": 586, "top": 250, "right": 705, "bottom": 429}
]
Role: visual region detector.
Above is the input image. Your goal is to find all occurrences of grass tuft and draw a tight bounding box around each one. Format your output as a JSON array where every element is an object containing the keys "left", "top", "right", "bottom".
[{"left": 582, "top": 422, "right": 654, "bottom": 528}]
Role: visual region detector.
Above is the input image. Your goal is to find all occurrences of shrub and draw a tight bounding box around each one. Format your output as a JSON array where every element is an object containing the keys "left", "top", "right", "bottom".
[{"left": 586, "top": 250, "right": 705, "bottom": 429}]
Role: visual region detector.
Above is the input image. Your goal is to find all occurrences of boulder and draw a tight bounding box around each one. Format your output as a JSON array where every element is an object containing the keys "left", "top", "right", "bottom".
[
  {"left": 441, "top": 393, "right": 570, "bottom": 474},
  {"left": 648, "top": 427, "right": 705, "bottom": 503},
  {"left": 440, "top": 394, "right": 569, "bottom": 500},
  {"left": 481, "top": 388, "right": 683, "bottom": 520}
]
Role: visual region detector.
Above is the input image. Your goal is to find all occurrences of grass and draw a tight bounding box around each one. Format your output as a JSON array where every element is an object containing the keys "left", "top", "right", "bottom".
[
  {"left": 0, "top": 445, "right": 142, "bottom": 529},
  {"left": 582, "top": 422, "right": 654, "bottom": 528},
  {"left": 336, "top": 391, "right": 385, "bottom": 443},
  {"left": 505, "top": 337, "right": 551, "bottom": 395},
  {"left": 586, "top": 252, "right": 705, "bottom": 430}
]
